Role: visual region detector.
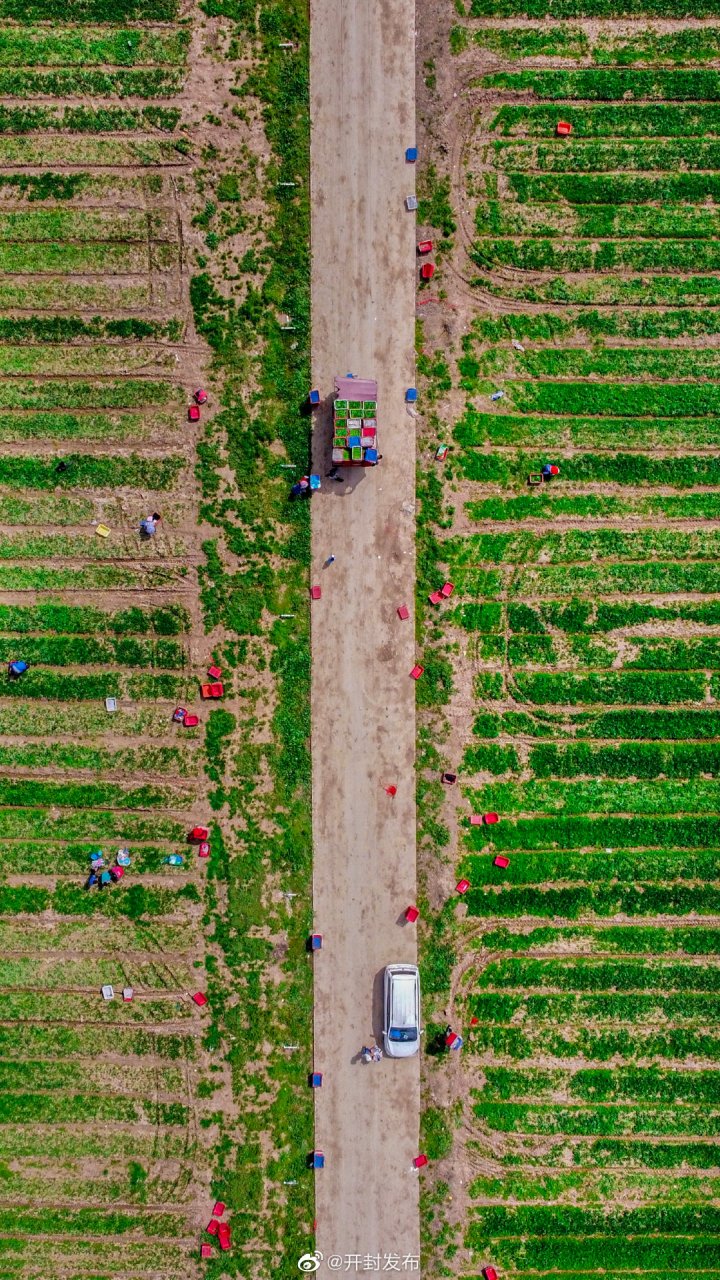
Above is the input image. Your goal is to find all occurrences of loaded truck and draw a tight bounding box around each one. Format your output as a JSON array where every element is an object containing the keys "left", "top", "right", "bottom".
[{"left": 331, "top": 376, "right": 380, "bottom": 466}]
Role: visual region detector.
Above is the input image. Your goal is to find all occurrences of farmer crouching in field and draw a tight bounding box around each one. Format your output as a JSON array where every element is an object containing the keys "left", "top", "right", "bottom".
[{"left": 140, "top": 512, "right": 161, "bottom": 538}]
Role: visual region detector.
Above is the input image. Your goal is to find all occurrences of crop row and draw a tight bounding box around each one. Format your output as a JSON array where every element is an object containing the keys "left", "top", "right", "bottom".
[
  {"left": 492, "top": 102, "right": 720, "bottom": 139},
  {"left": 470, "top": 1168, "right": 720, "bottom": 1205},
  {"left": 527, "top": 742, "right": 720, "bottom": 778},
  {"left": 0, "top": 1162, "right": 194, "bottom": 1208},
  {"left": 0, "top": 808, "right": 184, "bottom": 842},
  {"left": 0, "top": 0, "right": 178, "bottom": 17},
  {"left": 0, "top": 602, "right": 188, "bottom": 636},
  {"left": 468, "top": 1230, "right": 720, "bottom": 1271},
  {"left": 0, "top": 669, "right": 193, "bottom": 701},
  {"left": 469, "top": 813, "right": 720, "bottom": 849},
  {"left": 471, "top": 308, "right": 720, "bottom": 344},
  {"left": 0, "top": 26, "right": 188, "bottom": 67},
  {"left": 0, "top": 137, "right": 188, "bottom": 168},
  {"left": 477, "top": 924, "right": 720, "bottom": 954},
  {"left": 459, "top": 445, "right": 720, "bottom": 480},
  {"left": 469, "top": 990, "right": 720, "bottom": 1023},
  {"left": 476, "top": 200, "right": 720, "bottom": 240},
  {"left": 485, "top": 668, "right": 711, "bottom": 703},
  {"left": 0, "top": 1056, "right": 183, "bottom": 1095},
  {"left": 465, "top": 884, "right": 720, "bottom": 918},
  {"left": 476, "top": 267, "right": 720, "bottom": 308},
  {"left": 0, "top": 453, "right": 183, "bottom": 491},
  {"left": 505, "top": 173, "right": 720, "bottom": 209},
  {"left": 463, "top": 849, "right": 720, "bottom": 886},
  {"left": 465, "top": 491, "right": 720, "bottom": 521},
  {"left": 473, "top": 708, "right": 720, "bottom": 740},
  {"left": 0, "top": 68, "right": 183, "bottom": 97},
  {"left": 0, "top": 882, "right": 199, "bottom": 920},
  {"left": 0, "top": 532, "right": 189, "bottom": 563},
  {"left": 0, "top": 916, "right": 196, "bottom": 953},
  {"left": 0, "top": 634, "right": 186, "bottom": 667},
  {"left": 0, "top": 702, "right": 192, "bottom": 739},
  {"left": 0, "top": 955, "right": 194, "bottom": 992},
  {"left": 0, "top": 564, "right": 188, "bottom": 592},
  {"left": 0, "top": 777, "right": 190, "bottom": 811},
  {"left": 446, "top": 527, "right": 720, "bottom": 565},
  {"left": 0, "top": 412, "right": 177, "bottom": 443},
  {"left": 0, "top": 380, "right": 179, "bottom": 411},
  {"left": 478, "top": 956, "right": 720, "bottom": 991},
  {"left": 496, "top": 1141, "right": 720, "bottom": 1172},
  {"left": 472, "top": 0, "right": 720, "bottom": 14},
  {"left": 0, "top": 105, "right": 181, "bottom": 135},
  {"left": 458, "top": 409, "right": 720, "bottom": 448},
  {"left": 474, "top": 26, "right": 720, "bottom": 67},
  {"left": 0, "top": 343, "right": 175, "bottom": 375},
  {"left": 509, "top": 599, "right": 720, "bottom": 634},
  {"left": 0, "top": 839, "right": 194, "bottom": 872},
  {"left": 471, "top": 632, "right": 717, "bottom": 675},
  {"left": 481, "top": 68, "right": 720, "bottom": 99},
  {"left": 0, "top": 741, "right": 195, "bottom": 778},
  {"left": 487, "top": 139, "right": 720, "bottom": 172},
  {"left": 469, "top": 1023, "right": 720, "bottom": 1063},
  {"left": 0, "top": 208, "right": 175, "bottom": 243},
  {"left": 473, "top": 236, "right": 720, "bottom": 272},
  {"left": 480, "top": 1067, "right": 720, "bottom": 1105}
]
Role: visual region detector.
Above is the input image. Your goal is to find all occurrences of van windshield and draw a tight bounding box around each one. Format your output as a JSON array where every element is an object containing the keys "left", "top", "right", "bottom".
[{"left": 389, "top": 1027, "right": 418, "bottom": 1042}]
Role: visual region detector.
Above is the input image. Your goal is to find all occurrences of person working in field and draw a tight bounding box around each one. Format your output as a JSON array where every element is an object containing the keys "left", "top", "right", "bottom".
[{"left": 140, "top": 512, "right": 161, "bottom": 538}]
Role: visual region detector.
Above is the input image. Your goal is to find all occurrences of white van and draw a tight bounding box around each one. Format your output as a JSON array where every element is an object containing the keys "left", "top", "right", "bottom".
[{"left": 383, "top": 964, "right": 421, "bottom": 1058}]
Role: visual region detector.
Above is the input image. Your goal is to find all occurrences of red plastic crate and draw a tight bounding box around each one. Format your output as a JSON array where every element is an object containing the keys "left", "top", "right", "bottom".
[
  {"left": 190, "top": 826, "right": 209, "bottom": 841},
  {"left": 413, "top": 1154, "right": 428, "bottom": 1169},
  {"left": 410, "top": 665, "right": 424, "bottom": 679},
  {"left": 556, "top": 120, "right": 572, "bottom": 136},
  {"left": 456, "top": 879, "right": 470, "bottom": 894},
  {"left": 484, "top": 812, "right": 500, "bottom": 825},
  {"left": 188, "top": 404, "right": 201, "bottom": 422},
  {"left": 183, "top": 714, "right": 199, "bottom": 728},
  {"left": 428, "top": 590, "right": 443, "bottom": 605},
  {"left": 397, "top": 604, "right": 410, "bottom": 620},
  {"left": 310, "top": 585, "right": 321, "bottom": 600},
  {"left": 484, "top": 1268, "right": 498, "bottom": 1280},
  {"left": 201, "top": 682, "right": 224, "bottom": 699},
  {"left": 199, "top": 842, "right": 210, "bottom": 858},
  {"left": 212, "top": 1201, "right": 225, "bottom": 1217},
  {"left": 217, "top": 1222, "right": 231, "bottom": 1251},
  {"left": 405, "top": 905, "right": 420, "bottom": 923},
  {"left": 206, "top": 1220, "right": 219, "bottom": 1236},
  {"left": 470, "top": 815, "right": 484, "bottom": 826},
  {"left": 494, "top": 855, "right": 510, "bottom": 869},
  {"left": 420, "top": 263, "right": 435, "bottom": 280},
  {"left": 192, "top": 991, "right": 208, "bottom": 1007},
  {"left": 441, "top": 581, "right": 455, "bottom": 598},
  {"left": 201, "top": 1243, "right": 213, "bottom": 1259},
  {"left": 207, "top": 664, "right": 222, "bottom": 680},
  {"left": 417, "top": 240, "right": 433, "bottom": 254}
]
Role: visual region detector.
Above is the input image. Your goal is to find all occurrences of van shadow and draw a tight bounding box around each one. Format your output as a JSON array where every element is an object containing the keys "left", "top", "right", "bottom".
[{"left": 372, "top": 968, "right": 385, "bottom": 1046}]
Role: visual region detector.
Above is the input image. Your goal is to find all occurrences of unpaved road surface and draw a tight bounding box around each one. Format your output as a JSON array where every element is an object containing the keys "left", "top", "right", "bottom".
[{"left": 309, "top": 0, "right": 420, "bottom": 1267}]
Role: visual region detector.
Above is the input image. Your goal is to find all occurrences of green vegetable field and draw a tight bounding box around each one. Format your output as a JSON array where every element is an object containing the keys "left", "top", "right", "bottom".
[
  {"left": 0, "top": 0, "right": 312, "bottom": 1272},
  {"left": 418, "top": 3, "right": 720, "bottom": 1275}
]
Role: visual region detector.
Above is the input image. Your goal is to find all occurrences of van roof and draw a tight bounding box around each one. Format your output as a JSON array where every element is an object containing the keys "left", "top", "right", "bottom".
[{"left": 390, "top": 971, "right": 418, "bottom": 1028}]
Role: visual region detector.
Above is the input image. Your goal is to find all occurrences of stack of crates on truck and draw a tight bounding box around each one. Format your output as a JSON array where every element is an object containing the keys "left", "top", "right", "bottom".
[{"left": 331, "top": 377, "right": 380, "bottom": 466}]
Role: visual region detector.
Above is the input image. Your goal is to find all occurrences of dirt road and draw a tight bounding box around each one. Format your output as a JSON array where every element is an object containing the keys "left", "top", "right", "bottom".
[{"left": 309, "top": 0, "right": 419, "bottom": 1268}]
